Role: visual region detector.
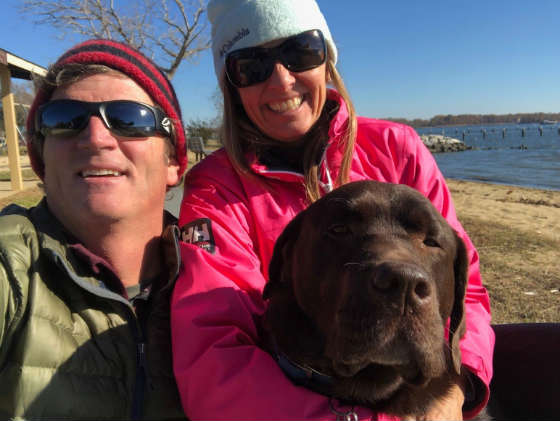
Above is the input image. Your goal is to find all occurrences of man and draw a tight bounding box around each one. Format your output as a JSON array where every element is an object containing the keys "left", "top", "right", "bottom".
[{"left": 0, "top": 40, "right": 188, "bottom": 419}]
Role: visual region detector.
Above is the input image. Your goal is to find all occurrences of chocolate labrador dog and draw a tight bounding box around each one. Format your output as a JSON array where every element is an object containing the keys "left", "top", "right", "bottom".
[{"left": 263, "top": 180, "right": 469, "bottom": 418}]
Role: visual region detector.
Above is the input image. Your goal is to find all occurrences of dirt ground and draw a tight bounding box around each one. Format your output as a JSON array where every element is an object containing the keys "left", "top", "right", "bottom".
[
  {"left": 448, "top": 179, "right": 560, "bottom": 242},
  {"left": 446, "top": 179, "right": 559, "bottom": 323}
]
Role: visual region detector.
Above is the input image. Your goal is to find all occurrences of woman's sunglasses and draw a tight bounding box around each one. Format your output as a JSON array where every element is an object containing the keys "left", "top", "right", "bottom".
[
  {"left": 36, "top": 99, "right": 173, "bottom": 140},
  {"left": 225, "top": 29, "right": 327, "bottom": 88}
]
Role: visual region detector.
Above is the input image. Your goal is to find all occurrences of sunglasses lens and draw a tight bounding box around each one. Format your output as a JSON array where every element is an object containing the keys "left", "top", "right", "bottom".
[
  {"left": 38, "top": 100, "right": 165, "bottom": 139},
  {"left": 105, "top": 102, "right": 157, "bottom": 137},
  {"left": 283, "top": 30, "right": 326, "bottom": 72},
  {"left": 227, "top": 52, "right": 273, "bottom": 88},
  {"left": 226, "top": 30, "right": 326, "bottom": 88},
  {"left": 40, "top": 101, "right": 89, "bottom": 137}
]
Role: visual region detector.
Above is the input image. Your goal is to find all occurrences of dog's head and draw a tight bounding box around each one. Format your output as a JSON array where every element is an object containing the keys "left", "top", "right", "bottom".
[{"left": 264, "top": 180, "right": 468, "bottom": 404}]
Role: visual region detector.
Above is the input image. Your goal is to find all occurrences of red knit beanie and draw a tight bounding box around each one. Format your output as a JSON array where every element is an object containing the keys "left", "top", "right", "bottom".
[{"left": 26, "top": 39, "right": 188, "bottom": 179}]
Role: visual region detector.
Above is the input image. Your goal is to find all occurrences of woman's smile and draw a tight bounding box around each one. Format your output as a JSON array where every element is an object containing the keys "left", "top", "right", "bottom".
[{"left": 267, "top": 95, "right": 303, "bottom": 113}]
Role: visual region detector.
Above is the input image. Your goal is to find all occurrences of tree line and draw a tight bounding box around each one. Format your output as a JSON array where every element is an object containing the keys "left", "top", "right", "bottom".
[
  {"left": 0, "top": 83, "right": 35, "bottom": 136},
  {"left": 188, "top": 111, "right": 560, "bottom": 142},
  {"left": 388, "top": 112, "right": 560, "bottom": 128}
]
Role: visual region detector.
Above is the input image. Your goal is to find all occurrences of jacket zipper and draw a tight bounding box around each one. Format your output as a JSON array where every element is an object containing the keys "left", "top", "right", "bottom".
[{"left": 130, "top": 314, "right": 147, "bottom": 420}]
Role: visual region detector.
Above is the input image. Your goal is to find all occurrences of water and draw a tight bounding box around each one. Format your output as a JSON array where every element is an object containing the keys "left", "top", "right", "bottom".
[
  {"left": 165, "top": 122, "right": 560, "bottom": 216},
  {"left": 415, "top": 123, "right": 560, "bottom": 191}
]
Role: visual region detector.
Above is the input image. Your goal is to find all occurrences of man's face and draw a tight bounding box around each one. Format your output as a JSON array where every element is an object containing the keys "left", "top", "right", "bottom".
[{"left": 42, "top": 73, "right": 179, "bottom": 228}]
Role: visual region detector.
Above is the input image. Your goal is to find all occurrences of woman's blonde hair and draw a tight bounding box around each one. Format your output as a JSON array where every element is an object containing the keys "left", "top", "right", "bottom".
[{"left": 220, "top": 48, "right": 357, "bottom": 203}]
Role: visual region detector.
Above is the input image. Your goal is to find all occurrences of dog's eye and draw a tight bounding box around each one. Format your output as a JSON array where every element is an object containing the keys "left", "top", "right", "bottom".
[
  {"left": 327, "top": 224, "right": 350, "bottom": 237},
  {"left": 424, "top": 238, "right": 441, "bottom": 248}
]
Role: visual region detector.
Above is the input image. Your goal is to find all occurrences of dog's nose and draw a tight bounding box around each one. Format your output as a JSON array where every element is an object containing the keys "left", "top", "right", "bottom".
[{"left": 371, "top": 262, "right": 432, "bottom": 308}]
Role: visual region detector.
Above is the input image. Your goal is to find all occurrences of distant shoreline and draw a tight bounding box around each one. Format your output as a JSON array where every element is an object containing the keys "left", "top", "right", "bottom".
[
  {"left": 413, "top": 120, "right": 559, "bottom": 128},
  {"left": 388, "top": 112, "right": 560, "bottom": 128}
]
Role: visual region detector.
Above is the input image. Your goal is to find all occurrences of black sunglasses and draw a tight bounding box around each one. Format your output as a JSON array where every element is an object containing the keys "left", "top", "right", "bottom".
[
  {"left": 36, "top": 99, "right": 173, "bottom": 140},
  {"left": 225, "top": 29, "right": 327, "bottom": 88}
]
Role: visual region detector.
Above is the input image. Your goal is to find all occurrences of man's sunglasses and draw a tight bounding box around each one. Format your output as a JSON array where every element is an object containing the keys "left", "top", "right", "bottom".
[
  {"left": 36, "top": 99, "right": 173, "bottom": 140},
  {"left": 225, "top": 29, "right": 327, "bottom": 88}
]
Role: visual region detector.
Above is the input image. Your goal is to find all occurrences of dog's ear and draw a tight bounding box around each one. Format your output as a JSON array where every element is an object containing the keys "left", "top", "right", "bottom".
[
  {"left": 263, "top": 213, "right": 304, "bottom": 300},
  {"left": 449, "top": 233, "right": 469, "bottom": 375}
]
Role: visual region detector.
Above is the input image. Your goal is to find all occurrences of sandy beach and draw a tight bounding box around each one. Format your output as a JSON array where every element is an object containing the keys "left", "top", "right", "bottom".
[
  {"left": 446, "top": 179, "right": 559, "bottom": 323},
  {"left": 447, "top": 179, "right": 560, "bottom": 243}
]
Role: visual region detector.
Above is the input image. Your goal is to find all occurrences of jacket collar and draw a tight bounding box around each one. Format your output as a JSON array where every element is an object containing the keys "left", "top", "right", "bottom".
[{"left": 29, "top": 198, "right": 181, "bottom": 298}]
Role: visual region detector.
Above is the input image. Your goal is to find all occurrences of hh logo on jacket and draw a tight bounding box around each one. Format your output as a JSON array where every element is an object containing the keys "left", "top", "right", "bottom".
[{"left": 180, "top": 218, "right": 216, "bottom": 253}]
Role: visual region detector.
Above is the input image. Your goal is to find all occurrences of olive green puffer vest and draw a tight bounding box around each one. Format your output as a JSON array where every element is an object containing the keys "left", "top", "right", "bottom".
[{"left": 0, "top": 200, "right": 186, "bottom": 420}]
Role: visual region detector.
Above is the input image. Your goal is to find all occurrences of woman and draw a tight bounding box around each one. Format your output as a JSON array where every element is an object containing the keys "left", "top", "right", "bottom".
[{"left": 172, "top": 0, "right": 493, "bottom": 419}]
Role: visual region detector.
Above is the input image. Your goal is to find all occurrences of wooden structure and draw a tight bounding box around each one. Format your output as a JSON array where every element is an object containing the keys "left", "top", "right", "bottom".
[
  {"left": 0, "top": 48, "right": 46, "bottom": 191},
  {"left": 189, "top": 136, "right": 209, "bottom": 161}
]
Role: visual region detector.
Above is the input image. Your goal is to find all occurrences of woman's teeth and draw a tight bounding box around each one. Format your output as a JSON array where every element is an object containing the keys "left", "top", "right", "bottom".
[
  {"left": 81, "top": 169, "right": 122, "bottom": 177},
  {"left": 268, "top": 96, "right": 303, "bottom": 112}
]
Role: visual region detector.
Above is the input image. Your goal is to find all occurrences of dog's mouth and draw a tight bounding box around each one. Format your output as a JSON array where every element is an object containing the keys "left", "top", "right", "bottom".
[
  {"left": 326, "top": 317, "right": 447, "bottom": 386},
  {"left": 331, "top": 356, "right": 431, "bottom": 387}
]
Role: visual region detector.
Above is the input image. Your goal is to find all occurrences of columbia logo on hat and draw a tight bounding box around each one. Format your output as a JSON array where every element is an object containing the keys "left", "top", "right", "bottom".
[{"left": 219, "top": 28, "right": 251, "bottom": 57}]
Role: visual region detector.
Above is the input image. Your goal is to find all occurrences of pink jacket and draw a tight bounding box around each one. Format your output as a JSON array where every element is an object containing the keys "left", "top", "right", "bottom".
[{"left": 172, "top": 90, "right": 494, "bottom": 420}]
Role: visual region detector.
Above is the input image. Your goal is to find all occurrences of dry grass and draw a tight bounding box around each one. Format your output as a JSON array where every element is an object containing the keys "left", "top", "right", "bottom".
[
  {"left": 0, "top": 169, "right": 37, "bottom": 181},
  {"left": 459, "top": 214, "right": 559, "bottom": 323},
  {"left": 448, "top": 179, "right": 560, "bottom": 324},
  {"left": 0, "top": 185, "right": 44, "bottom": 209}
]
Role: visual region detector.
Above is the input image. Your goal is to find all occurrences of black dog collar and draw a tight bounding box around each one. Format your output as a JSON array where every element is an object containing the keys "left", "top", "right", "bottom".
[
  {"left": 271, "top": 337, "right": 334, "bottom": 390},
  {"left": 271, "top": 338, "right": 359, "bottom": 421}
]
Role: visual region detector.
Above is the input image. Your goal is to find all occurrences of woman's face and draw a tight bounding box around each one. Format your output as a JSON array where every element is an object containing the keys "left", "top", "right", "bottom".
[{"left": 237, "top": 60, "right": 328, "bottom": 142}]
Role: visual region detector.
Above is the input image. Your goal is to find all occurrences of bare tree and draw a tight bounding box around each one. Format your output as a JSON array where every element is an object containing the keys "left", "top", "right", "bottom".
[
  {"left": 12, "top": 82, "right": 35, "bottom": 106},
  {"left": 0, "top": 82, "right": 34, "bottom": 131},
  {"left": 20, "top": 0, "right": 210, "bottom": 78},
  {"left": 210, "top": 86, "right": 223, "bottom": 126}
]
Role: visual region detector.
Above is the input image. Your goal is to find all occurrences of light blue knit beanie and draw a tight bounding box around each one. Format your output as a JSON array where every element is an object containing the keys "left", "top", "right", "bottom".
[{"left": 208, "top": 0, "right": 337, "bottom": 83}]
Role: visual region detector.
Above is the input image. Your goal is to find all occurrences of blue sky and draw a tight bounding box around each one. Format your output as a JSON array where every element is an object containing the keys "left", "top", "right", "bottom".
[{"left": 2, "top": 0, "right": 559, "bottom": 122}]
